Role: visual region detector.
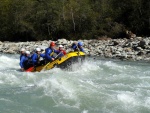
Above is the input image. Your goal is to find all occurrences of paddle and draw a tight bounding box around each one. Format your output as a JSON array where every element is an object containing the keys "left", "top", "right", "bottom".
[
  {"left": 42, "top": 51, "right": 63, "bottom": 71},
  {"left": 76, "top": 44, "right": 81, "bottom": 56}
]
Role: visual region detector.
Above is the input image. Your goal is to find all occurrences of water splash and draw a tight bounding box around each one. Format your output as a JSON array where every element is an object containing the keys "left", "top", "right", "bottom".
[{"left": 0, "top": 55, "right": 150, "bottom": 113}]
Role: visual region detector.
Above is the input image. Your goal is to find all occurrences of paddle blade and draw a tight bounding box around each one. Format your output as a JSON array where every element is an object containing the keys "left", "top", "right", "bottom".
[{"left": 25, "top": 67, "right": 34, "bottom": 72}]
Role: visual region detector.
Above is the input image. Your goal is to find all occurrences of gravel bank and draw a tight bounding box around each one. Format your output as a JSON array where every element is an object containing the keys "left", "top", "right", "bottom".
[{"left": 0, "top": 37, "right": 150, "bottom": 61}]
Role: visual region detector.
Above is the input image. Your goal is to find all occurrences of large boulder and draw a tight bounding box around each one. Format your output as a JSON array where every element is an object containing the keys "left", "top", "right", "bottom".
[
  {"left": 138, "top": 40, "right": 146, "bottom": 48},
  {"left": 137, "top": 51, "right": 146, "bottom": 56}
]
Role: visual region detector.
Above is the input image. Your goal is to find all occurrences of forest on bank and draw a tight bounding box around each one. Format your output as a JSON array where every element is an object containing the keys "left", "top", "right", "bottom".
[{"left": 0, "top": 0, "right": 149, "bottom": 41}]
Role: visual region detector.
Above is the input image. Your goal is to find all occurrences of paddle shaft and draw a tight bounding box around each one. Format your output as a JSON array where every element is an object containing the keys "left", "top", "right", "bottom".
[{"left": 42, "top": 51, "right": 63, "bottom": 70}]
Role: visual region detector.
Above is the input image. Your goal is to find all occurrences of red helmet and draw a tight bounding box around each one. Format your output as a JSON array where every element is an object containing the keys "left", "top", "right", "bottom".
[{"left": 50, "top": 42, "right": 55, "bottom": 46}]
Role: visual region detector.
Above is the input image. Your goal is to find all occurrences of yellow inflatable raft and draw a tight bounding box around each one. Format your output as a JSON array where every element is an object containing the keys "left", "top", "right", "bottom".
[{"left": 25, "top": 51, "right": 85, "bottom": 72}]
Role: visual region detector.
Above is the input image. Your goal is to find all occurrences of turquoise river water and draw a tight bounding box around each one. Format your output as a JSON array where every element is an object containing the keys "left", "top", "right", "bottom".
[{"left": 0, "top": 54, "right": 150, "bottom": 113}]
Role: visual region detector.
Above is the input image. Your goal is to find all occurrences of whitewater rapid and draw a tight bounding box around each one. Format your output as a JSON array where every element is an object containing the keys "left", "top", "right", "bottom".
[{"left": 0, "top": 54, "right": 150, "bottom": 113}]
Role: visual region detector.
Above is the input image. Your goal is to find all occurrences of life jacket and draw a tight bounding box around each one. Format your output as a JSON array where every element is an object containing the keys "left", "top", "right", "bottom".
[
  {"left": 23, "top": 55, "right": 33, "bottom": 69},
  {"left": 20, "top": 54, "right": 25, "bottom": 61},
  {"left": 71, "top": 43, "right": 80, "bottom": 51},
  {"left": 60, "top": 50, "right": 66, "bottom": 55},
  {"left": 33, "top": 53, "right": 41, "bottom": 65},
  {"left": 37, "top": 54, "right": 40, "bottom": 62}
]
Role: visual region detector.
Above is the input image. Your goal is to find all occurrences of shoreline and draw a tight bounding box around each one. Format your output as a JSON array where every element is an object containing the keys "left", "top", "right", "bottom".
[{"left": 0, "top": 37, "right": 150, "bottom": 61}]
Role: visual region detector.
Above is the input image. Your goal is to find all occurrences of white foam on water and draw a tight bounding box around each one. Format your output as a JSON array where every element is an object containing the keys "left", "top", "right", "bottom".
[
  {"left": 33, "top": 68, "right": 81, "bottom": 108},
  {"left": 34, "top": 60, "right": 105, "bottom": 109},
  {"left": 145, "top": 97, "right": 150, "bottom": 107},
  {"left": 0, "top": 55, "right": 150, "bottom": 113},
  {"left": 0, "top": 98, "right": 14, "bottom": 103},
  {"left": 0, "top": 55, "right": 19, "bottom": 69},
  {"left": 103, "top": 61, "right": 136, "bottom": 75},
  {"left": 117, "top": 93, "right": 137, "bottom": 105},
  {"left": 0, "top": 73, "right": 20, "bottom": 85},
  {"left": 81, "top": 110, "right": 88, "bottom": 113},
  {"left": 0, "top": 80, "right": 3, "bottom": 84}
]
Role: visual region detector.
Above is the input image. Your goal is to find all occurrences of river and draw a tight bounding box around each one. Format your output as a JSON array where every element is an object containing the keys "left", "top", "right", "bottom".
[{"left": 0, "top": 54, "right": 150, "bottom": 113}]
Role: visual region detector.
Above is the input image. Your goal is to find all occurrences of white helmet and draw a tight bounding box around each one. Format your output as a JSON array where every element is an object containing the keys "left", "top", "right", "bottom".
[
  {"left": 25, "top": 51, "right": 30, "bottom": 55},
  {"left": 36, "top": 48, "right": 41, "bottom": 52},
  {"left": 20, "top": 48, "right": 25, "bottom": 52},
  {"left": 59, "top": 45, "right": 64, "bottom": 48}
]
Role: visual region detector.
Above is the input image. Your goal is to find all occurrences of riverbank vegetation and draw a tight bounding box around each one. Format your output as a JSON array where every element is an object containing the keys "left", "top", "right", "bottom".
[{"left": 0, "top": 0, "right": 149, "bottom": 41}]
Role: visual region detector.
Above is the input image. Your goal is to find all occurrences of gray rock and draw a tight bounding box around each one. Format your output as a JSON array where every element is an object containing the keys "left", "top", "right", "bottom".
[
  {"left": 137, "top": 51, "right": 145, "bottom": 56},
  {"left": 136, "top": 47, "right": 143, "bottom": 51},
  {"left": 136, "top": 37, "right": 142, "bottom": 41},
  {"left": 0, "top": 41, "right": 3, "bottom": 45},
  {"left": 56, "top": 39, "right": 68, "bottom": 45},
  {"left": 138, "top": 40, "right": 146, "bottom": 48},
  {"left": 0, "top": 37, "right": 149, "bottom": 61}
]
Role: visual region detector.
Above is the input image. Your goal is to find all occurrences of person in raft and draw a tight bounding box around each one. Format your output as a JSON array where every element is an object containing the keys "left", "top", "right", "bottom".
[
  {"left": 45, "top": 42, "right": 58, "bottom": 62},
  {"left": 31, "top": 48, "right": 45, "bottom": 66},
  {"left": 19, "top": 48, "right": 26, "bottom": 71},
  {"left": 56, "top": 45, "right": 67, "bottom": 58},
  {"left": 23, "top": 51, "right": 33, "bottom": 69},
  {"left": 71, "top": 41, "right": 85, "bottom": 52}
]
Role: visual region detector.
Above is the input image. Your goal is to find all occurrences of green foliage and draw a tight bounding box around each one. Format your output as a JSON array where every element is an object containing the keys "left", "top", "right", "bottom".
[{"left": 0, "top": 0, "right": 149, "bottom": 41}]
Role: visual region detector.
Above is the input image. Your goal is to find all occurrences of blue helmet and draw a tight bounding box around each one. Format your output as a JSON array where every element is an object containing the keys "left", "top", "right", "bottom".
[{"left": 78, "top": 42, "right": 83, "bottom": 46}]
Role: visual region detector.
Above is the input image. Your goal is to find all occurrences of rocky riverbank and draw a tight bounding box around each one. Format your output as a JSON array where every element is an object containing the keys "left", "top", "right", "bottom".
[{"left": 0, "top": 37, "right": 150, "bottom": 61}]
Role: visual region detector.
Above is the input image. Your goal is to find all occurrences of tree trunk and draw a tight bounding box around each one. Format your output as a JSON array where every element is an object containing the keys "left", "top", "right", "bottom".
[
  {"left": 71, "top": 7, "right": 75, "bottom": 32},
  {"left": 62, "top": 0, "right": 65, "bottom": 20}
]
